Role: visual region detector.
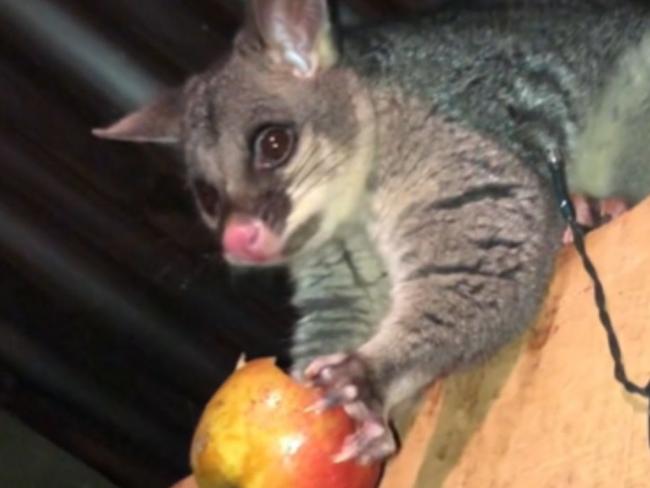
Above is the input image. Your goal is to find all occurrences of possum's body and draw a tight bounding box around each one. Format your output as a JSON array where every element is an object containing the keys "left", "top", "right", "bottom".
[
  {"left": 341, "top": 3, "right": 650, "bottom": 200},
  {"left": 95, "top": 0, "right": 650, "bottom": 463},
  {"left": 291, "top": 0, "right": 650, "bottom": 369}
]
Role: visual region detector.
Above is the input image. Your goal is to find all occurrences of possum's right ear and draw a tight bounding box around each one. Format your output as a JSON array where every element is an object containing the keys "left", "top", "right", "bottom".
[
  {"left": 92, "top": 89, "right": 183, "bottom": 144},
  {"left": 238, "top": 0, "right": 338, "bottom": 79}
]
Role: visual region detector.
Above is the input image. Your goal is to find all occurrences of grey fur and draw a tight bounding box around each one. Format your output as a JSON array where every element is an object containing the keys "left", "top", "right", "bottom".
[
  {"left": 287, "top": 0, "right": 650, "bottom": 403},
  {"left": 95, "top": 0, "right": 650, "bottom": 461}
]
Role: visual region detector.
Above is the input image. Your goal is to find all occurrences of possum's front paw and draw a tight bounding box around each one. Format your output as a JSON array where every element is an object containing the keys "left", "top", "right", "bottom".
[{"left": 303, "top": 353, "right": 397, "bottom": 464}]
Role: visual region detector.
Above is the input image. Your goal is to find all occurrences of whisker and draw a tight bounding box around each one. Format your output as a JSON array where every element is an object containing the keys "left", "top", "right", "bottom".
[
  {"left": 290, "top": 132, "right": 361, "bottom": 197},
  {"left": 292, "top": 151, "right": 354, "bottom": 202},
  {"left": 289, "top": 129, "right": 359, "bottom": 188}
]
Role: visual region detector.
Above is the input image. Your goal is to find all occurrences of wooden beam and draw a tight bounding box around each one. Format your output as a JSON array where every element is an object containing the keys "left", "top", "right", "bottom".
[{"left": 382, "top": 197, "right": 650, "bottom": 488}]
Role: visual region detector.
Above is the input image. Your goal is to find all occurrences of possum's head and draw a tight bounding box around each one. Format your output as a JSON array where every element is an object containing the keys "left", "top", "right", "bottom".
[{"left": 94, "top": 0, "right": 375, "bottom": 267}]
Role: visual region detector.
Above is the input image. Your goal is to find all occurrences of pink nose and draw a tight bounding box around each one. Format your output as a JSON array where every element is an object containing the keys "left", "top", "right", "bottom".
[{"left": 222, "top": 214, "right": 283, "bottom": 264}]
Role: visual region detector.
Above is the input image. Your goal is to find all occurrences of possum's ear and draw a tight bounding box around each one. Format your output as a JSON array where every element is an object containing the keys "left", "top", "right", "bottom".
[
  {"left": 238, "top": 0, "right": 338, "bottom": 78},
  {"left": 92, "top": 89, "right": 183, "bottom": 144}
]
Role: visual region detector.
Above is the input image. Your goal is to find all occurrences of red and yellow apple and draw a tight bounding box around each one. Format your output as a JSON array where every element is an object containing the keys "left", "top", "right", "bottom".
[{"left": 188, "top": 357, "right": 382, "bottom": 488}]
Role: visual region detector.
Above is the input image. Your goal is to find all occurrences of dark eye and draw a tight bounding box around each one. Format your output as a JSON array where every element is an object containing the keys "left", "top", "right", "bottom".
[
  {"left": 253, "top": 125, "right": 297, "bottom": 170},
  {"left": 193, "top": 178, "right": 221, "bottom": 217}
]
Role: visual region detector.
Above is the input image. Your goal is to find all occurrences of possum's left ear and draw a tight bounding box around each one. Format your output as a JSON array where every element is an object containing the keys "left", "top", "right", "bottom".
[
  {"left": 238, "top": 0, "right": 338, "bottom": 78},
  {"left": 92, "top": 89, "right": 183, "bottom": 144}
]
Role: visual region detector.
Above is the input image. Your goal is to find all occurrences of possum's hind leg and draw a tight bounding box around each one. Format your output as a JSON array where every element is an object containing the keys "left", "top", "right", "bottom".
[
  {"left": 562, "top": 193, "right": 630, "bottom": 244},
  {"left": 598, "top": 196, "right": 631, "bottom": 221},
  {"left": 562, "top": 194, "right": 596, "bottom": 245}
]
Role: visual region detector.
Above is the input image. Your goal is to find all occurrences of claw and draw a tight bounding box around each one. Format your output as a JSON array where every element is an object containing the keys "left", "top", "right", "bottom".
[
  {"left": 332, "top": 442, "right": 359, "bottom": 464},
  {"left": 302, "top": 352, "right": 397, "bottom": 463},
  {"left": 304, "top": 353, "right": 347, "bottom": 379},
  {"left": 332, "top": 418, "right": 395, "bottom": 465},
  {"left": 305, "top": 384, "right": 359, "bottom": 413},
  {"left": 304, "top": 397, "right": 332, "bottom": 414},
  {"left": 598, "top": 197, "right": 629, "bottom": 222}
]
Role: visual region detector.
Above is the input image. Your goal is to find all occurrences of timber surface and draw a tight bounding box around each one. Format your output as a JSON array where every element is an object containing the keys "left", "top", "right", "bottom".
[{"left": 382, "top": 197, "right": 650, "bottom": 488}]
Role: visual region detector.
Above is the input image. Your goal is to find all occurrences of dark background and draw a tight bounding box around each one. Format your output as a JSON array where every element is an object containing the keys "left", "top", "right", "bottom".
[
  {"left": 0, "top": 1, "right": 463, "bottom": 486},
  {"left": 0, "top": 1, "right": 620, "bottom": 487}
]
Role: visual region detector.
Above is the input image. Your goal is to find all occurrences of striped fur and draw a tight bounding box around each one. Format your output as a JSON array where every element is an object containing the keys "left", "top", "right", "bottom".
[{"left": 95, "top": 0, "right": 650, "bottom": 459}]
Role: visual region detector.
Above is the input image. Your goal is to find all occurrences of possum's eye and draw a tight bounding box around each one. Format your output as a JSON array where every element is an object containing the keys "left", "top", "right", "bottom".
[
  {"left": 252, "top": 125, "right": 297, "bottom": 171},
  {"left": 192, "top": 178, "right": 221, "bottom": 217}
]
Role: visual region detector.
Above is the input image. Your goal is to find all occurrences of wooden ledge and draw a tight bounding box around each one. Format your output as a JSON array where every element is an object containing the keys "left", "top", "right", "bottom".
[{"left": 381, "top": 198, "right": 650, "bottom": 488}]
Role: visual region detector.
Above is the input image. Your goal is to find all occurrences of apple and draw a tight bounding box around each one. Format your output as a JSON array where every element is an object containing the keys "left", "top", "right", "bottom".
[{"left": 188, "top": 357, "right": 382, "bottom": 488}]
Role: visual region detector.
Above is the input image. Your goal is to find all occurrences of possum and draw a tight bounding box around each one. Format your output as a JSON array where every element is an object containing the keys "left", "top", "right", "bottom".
[{"left": 94, "top": 0, "right": 650, "bottom": 464}]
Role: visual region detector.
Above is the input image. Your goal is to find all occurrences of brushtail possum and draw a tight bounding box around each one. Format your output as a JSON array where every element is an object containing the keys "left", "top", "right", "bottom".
[{"left": 94, "top": 0, "right": 650, "bottom": 464}]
